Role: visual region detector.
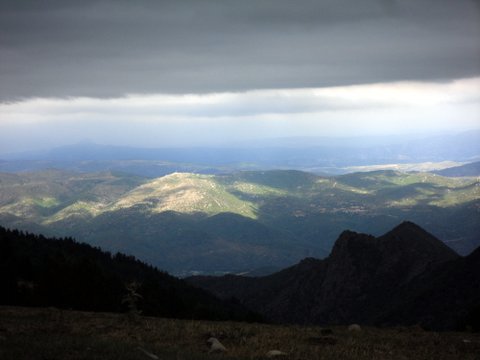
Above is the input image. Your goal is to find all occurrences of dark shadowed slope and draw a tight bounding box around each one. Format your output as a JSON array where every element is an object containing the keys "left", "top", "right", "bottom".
[
  {"left": 380, "top": 245, "right": 480, "bottom": 330},
  {"left": 435, "top": 161, "right": 480, "bottom": 177},
  {"left": 0, "top": 226, "right": 261, "bottom": 322},
  {"left": 188, "top": 222, "right": 479, "bottom": 330}
]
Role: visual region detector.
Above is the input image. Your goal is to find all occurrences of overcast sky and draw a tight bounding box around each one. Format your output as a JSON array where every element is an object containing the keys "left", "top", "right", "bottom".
[{"left": 0, "top": 0, "right": 479, "bottom": 153}]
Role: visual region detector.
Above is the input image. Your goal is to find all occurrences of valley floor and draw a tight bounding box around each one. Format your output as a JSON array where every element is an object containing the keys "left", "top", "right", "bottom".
[{"left": 0, "top": 306, "right": 479, "bottom": 360}]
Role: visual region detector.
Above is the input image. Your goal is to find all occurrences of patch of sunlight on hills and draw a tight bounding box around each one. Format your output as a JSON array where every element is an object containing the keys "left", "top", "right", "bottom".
[
  {"left": 32, "top": 197, "right": 60, "bottom": 208},
  {"left": 1, "top": 197, "right": 60, "bottom": 219},
  {"left": 389, "top": 173, "right": 474, "bottom": 187},
  {"left": 385, "top": 174, "right": 480, "bottom": 208},
  {"left": 315, "top": 178, "right": 372, "bottom": 195},
  {"left": 431, "top": 182, "right": 480, "bottom": 207},
  {"left": 1, "top": 170, "right": 479, "bottom": 227},
  {"left": 110, "top": 173, "right": 258, "bottom": 218},
  {"left": 44, "top": 201, "right": 106, "bottom": 224},
  {"left": 230, "top": 181, "right": 288, "bottom": 197}
]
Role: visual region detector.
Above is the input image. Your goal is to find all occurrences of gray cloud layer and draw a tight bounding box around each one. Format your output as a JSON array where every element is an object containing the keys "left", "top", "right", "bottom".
[{"left": 1, "top": 0, "right": 479, "bottom": 100}]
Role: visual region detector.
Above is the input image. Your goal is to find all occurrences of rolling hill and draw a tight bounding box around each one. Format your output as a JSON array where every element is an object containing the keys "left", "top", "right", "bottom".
[{"left": 0, "top": 169, "right": 479, "bottom": 274}]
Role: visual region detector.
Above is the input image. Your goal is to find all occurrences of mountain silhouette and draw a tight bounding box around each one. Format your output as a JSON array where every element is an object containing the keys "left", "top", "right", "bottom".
[{"left": 188, "top": 222, "right": 479, "bottom": 330}]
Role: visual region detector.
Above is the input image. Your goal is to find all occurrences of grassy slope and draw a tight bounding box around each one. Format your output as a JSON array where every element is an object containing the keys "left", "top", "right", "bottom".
[
  {"left": 1, "top": 306, "right": 480, "bottom": 360},
  {"left": 110, "top": 172, "right": 257, "bottom": 218}
]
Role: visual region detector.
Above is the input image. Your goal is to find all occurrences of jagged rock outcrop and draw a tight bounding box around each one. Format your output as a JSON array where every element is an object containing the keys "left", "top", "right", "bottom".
[{"left": 188, "top": 222, "right": 479, "bottom": 330}]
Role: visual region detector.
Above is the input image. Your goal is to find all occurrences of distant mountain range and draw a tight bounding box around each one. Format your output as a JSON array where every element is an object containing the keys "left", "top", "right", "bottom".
[
  {"left": 188, "top": 222, "right": 480, "bottom": 331},
  {"left": 1, "top": 131, "right": 479, "bottom": 176},
  {"left": 0, "top": 169, "right": 478, "bottom": 274}
]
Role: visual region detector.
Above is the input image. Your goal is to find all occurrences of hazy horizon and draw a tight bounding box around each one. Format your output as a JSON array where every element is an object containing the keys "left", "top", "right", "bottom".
[
  {"left": 1, "top": 78, "right": 479, "bottom": 154},
  {"left": 1, "top": 128, "right": 479, "bottom": 157}
]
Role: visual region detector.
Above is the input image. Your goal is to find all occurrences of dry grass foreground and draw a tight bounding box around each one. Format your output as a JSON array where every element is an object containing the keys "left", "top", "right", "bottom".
[{"left": 0, "top": 306, "right": 479, "bottom": 360}]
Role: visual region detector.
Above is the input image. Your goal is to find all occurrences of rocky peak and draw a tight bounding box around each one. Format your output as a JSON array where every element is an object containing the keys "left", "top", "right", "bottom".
[
  {"left": 378, "top": 220, "right": 459, "bottom": 270},
  {"left": 329, "top": 230, "right": 377, "bottom": 263}
]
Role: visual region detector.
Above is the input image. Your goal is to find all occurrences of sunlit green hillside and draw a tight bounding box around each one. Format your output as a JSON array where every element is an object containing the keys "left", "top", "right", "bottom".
[
  {"left": 110, "top": 173, "right": 257, "bottom": 218},
  {"left": 0, "top": 170, "right": 146, "bottom": 223},
  {"left": 0, "top": 169, "right": 478, "bottom": 274}
]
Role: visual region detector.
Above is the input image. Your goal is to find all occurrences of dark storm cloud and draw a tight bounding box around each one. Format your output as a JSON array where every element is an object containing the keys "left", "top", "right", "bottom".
[{"left": 0, "top": 0, "right": 479, "bottom": 100}]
